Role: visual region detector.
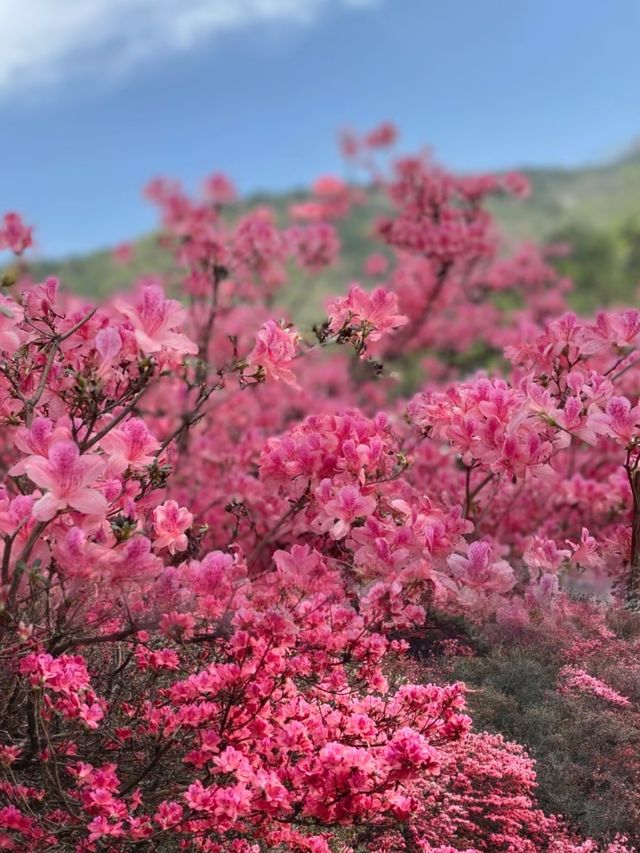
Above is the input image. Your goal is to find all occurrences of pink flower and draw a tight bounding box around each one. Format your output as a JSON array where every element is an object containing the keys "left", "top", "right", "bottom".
[
  {"left": 590, "top": 396, "right": 640, "bottom": 445},
  {"left": 448, "top": 541, "right": 515, "bottom": 594},
  {"left": 159, "top": 610, "right": 196, "bottom": 641},
  {"left": 24, "top": 440, "right": 107, "bottom": 521},
  {"left": 79, "top": 701, "right": 105, "bottom": 729},
  {"left": 501, "top": 171, "right": 530, "bottom": 198},
  {"left": 286, "top": 223, "right": 340, "bottom": 273},
  {"left": 95, "top": 326, "right": 123, "bottom": 377},
  {"left": 383, "top": 727, "right": 440, "bottom": 777},
  {"left": 364, "top": 121, "right": 398, "bottom": 149},
  {"left": 87, "top": 815, "right": 124, "bottom": 842},
  {"left": 114, "top": 282, "right": 198, "bottom": 356},
  {"left": 0, "top": 295, "right": 23, "bottom": 354},
  {"left": 566, "top": 528, "right": 600, "bottom": 568},
  {"left": 559, "top": 666, "right": 631, "bottom": 708},
  {"left": 524, "top": 536, "right": 571, "bottom": 575},
  {"left": 12, "top": 417, "right": 69, "bottom": 466},
  {"left": 109, "top": 536, "right": 162, "bottom": 580},
  {"left": 364, "top": 253, "right": 389, "bottom": 277},
  {"left": 247, "top": 320, "right": 299, "bottom": 387},
  {"left": 154, "top": 801, "right": 184, "bottom": 830},
  {"left": 327, "top": 285, "right": 408, "bottom": 343},
  {"left": 152, "top": 500, "right": 193, "bottom": 554},
  {"left": 99, "top": 418, "right": 159, "bottom": 474},
  {"left": 318, "top": 483, "right": 377, "bottom": 540},
  {"left": 0, "top": 212, "right": 33, "bottom": 254},
  {"left": 202, "top": 172, "right": 237, "bottom": 206}
]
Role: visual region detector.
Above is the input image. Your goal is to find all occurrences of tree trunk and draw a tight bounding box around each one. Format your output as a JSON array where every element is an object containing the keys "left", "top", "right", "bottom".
[{"left": 628, "top": 469, "right": 640, "bottom": 605}]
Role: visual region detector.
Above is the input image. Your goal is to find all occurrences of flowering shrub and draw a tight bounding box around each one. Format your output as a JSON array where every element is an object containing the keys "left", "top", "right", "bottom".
[{"left": 0, "top": 123, "right": 639, "bottom": 850}]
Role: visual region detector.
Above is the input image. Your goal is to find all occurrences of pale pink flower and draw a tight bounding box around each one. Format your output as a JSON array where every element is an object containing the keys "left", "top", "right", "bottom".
[
  {"left": 9, "top": 417, "right": 71, "bottom": 476},
  {"left": 247, "top": 320, "right": 299, "bottom": 387},
  {"left": 78, "top": 702, "right": 104, "bottom": 729},
  {"left": 114, "top": 282, "right": 198, "bottom": 356},
  {"left": 0, "top": 295, "right": 23, "bottom": 354},
  {"left": 87, "top": 815, "right": 124, "bottom": 842},
  {"left": 99, "top": 418, "right": 159, "bottom": 474},
  {"left": 95, "top": 326, "right": 123, "bottom": 377},
  {"left": 448, "top": 541, "right": 514, "bottom": 594},
  {"left": 524, "top": 536, "right": 571, "bottom": 575},
  {"left": 152, "top": 500, "right": 193, "bottom": 554},
  {"left": 313, "top": 175, "right": 348, "bottom": 197},
  {"left": 24, "top": 441, "right": 107, "bottom": 521},
  {"left": 611, "top": 309, "right": 640, "bottom": 347},
  {"left": 566, "top": 528, "right": 600, "bottom": 568},
  {"left": 589, "top": 396, "right": 640, "bottom": 445}
]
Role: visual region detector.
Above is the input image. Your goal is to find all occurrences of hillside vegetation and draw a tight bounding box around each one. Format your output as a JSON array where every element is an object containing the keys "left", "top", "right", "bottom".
[{"left": 24, "top": 146, "right": 640, "bottom": 319}]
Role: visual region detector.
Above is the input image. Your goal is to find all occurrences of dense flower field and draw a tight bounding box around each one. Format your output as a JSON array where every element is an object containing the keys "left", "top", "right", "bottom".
[{"left": 1, "top": 124, "right": 640, "bottom": 851}]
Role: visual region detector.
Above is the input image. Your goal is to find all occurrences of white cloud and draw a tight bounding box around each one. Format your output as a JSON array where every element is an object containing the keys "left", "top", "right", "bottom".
[{"left": 0, "top": 0, "right": 376, "bottom": 97}]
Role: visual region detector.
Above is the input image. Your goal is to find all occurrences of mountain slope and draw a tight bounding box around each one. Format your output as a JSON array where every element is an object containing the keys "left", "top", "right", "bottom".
[
  {"left": 488, "top": 149, "right": 640, "bottom": 243},
  {"left": 23, "top": 147, "right": 640, "bottom": 317}
]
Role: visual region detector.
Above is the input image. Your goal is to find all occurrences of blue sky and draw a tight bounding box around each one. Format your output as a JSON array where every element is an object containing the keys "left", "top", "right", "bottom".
[{"left": 1, "top": 0, "right": 639, "bottom": 257}]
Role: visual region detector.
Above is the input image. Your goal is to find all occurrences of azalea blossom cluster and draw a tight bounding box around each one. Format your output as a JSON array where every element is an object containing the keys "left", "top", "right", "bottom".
[
  {"left": 0, "top": 124, "right": 639, "bottom": 852},
  {"left": 408, "top": 306, "right": 640, "bottom": 606},
  {"left": 0, "top": 212, "right": 33, "bottom": 256}
]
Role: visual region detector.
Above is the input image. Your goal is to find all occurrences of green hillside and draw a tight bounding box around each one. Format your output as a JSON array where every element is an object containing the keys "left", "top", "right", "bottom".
[
  {"left": 489, "top": 147, "right": 640, "bottom": 242},
  {"left": 22, "top": 147, "right": 640, "bottom": 320}
]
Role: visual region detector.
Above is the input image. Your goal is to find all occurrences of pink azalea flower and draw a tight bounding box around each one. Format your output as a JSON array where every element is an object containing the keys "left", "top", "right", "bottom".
[
  {"left": 364, "top": 121, "right": 398, "bottom": 149},
  {"left": 9, "top": 417, "right": 71, "bottom": 476},
  {"left": 558, "top": 666, "right": 631, "bottom": 708},
  {"left": 524, "top": 536, "right": 571, "bottom": 576},
  {"left": 24, "top": 440, "right": 107, "bottom": 521},
  {"left": 78, "top": 701, "right": 105, "bottom": 729},
  {"left": 152, "top": 500, "right": 193, "bottom": 554},
  {"left": 202, "top": 172, "right": 237, "bottom": 206},
  {"left": 87, "top": 815, "right": 124, "bottom": 842},
  {"left": 448, "top": 541, "right": 515, "bottom": 594},
  {"left": 95, "top": 326, "right": 123, "bottom": 377},
  {"left": 318, "top": 483, "right": 377, "bottom": 540},
  {"left": 0, "top": 212, "right": 33, "bottom": 254},
  {"left": 589, "top": 396, "right": 640, "bottom": 445},
  {"left": 114, "top": 282, "right": 198, "bottom": 356},
  {"left": 364, "top": 253, "right": 389, "bottom": 277},
  {"left": 0, "top": 295, "right": 23, "bottom": 354},
  {"left": 247, "top": 320, "right": 299, "bottom": 387},
  {"left": 327, "top": 284, "right": 408, "bottom": 342},
  {"left": 99, "top": 418, "right": 159, "bottom": 474}
]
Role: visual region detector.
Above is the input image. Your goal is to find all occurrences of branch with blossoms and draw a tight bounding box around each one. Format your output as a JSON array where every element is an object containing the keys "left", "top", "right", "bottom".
[
  {"left": 0, "top": 200, "right": 460, "bottom": 853},
  {"left": 0, "top": 124, "right": 635, "bottom": 853}
]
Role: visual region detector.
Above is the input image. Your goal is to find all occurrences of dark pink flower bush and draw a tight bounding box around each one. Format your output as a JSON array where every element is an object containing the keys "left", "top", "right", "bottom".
[{"left": 0, "top": 124, "right": 639, "bottom": 851}]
